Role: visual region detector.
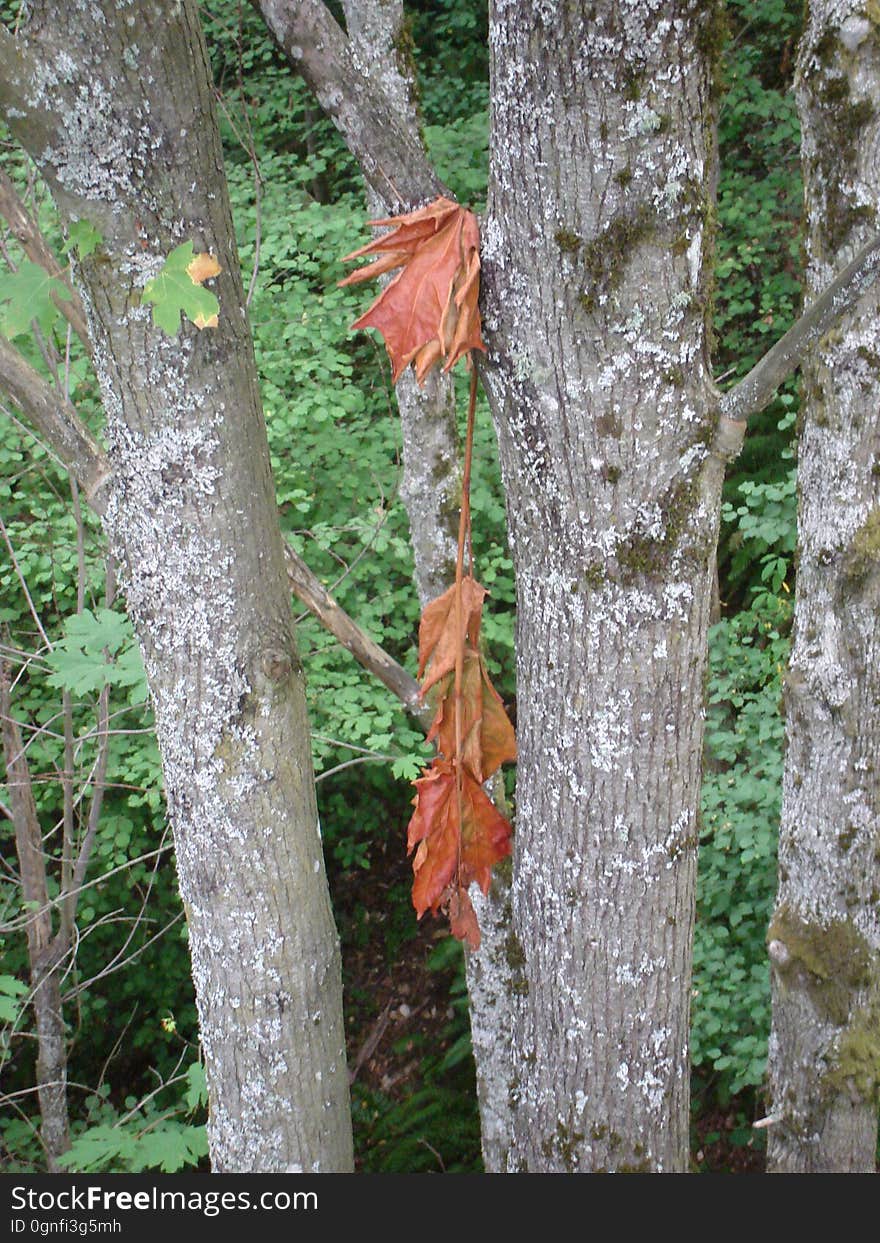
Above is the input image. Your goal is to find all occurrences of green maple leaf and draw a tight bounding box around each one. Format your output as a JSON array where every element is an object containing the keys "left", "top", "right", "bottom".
[
  {"left": 133, "top": 1125, "right": 208, "bottom": 1173},
  {"left": 45, "top": 607, "right": 147, "bottom": 702},
  {"left": 0, "top": 974, "right": 28, "bottom": 1024},
  {"left": 140, "top": 241, "right": 220, "bottom": 335},
  {"left": 0, "top": 259, "right": 72, "bottom": 339},
  {"left": 184, "top": 1062, "right": 208, "bottom": 1111},
  {"left": 64, "top": 219, "right": 103, "bottom": 260}
]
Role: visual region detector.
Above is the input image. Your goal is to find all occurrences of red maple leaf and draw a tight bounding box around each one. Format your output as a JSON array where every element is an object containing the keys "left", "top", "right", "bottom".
[
  {"left": 407, "top": 759, "right": 513, "bottom": 931},
  {"left": 427, "top": 648, "right": 517, "bottom": 783},
  {"left": 416, "top": 574, "right": 486, "bottom": 693},
  {"left": 340, "top": 196, "right": 485, "bottom": 383},
  {"left": 448, "top": 885, "right": 481, "bottom": 952}
]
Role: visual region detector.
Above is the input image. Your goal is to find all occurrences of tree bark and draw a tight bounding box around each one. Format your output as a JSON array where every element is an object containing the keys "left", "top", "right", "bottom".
[
  {"left": 0, "top": 665, "right": 71, "bottom": 1171},
  {"left": 766, "top": 3, "right": 880, "bottom": 1173},
  {"left": 256, "top": 0, "right": 444, "bottom": 209},
  {"left": 478, "top": 1, "right": 727, "bottom": 1171},
  {"left": 0, "top": 2, "right": 352, "bottom": 1172}
]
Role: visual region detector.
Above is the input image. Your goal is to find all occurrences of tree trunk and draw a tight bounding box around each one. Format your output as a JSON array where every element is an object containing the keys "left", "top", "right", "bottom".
[
  {"left": 766, "top": 3, "right": 880, "bottom": 1173},
  {"left": 338, "top": 0, "right": 518, "bottom": 1171},
  {"left": 480, "top": 1, "right": 728, "bottom": 1171},
  {"left": 340, "top": 0, "right": 461, "bottom": 607},
  {"left": 0, "top": 668, "right": 70, "bottom": 1171},
  {"left": 0, "top": 2, "right": 352, "bottom": 1172}
]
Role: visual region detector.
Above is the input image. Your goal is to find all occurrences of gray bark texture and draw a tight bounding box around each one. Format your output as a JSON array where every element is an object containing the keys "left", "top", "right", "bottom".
[
  {"left": 257, "top": 0, "right": 445, "bottom": 209},
  {"left": 0, "top": 1, "right": 352, "bottom": 1172},
  {"left": 766, "top": 2, "right": 880, "bottom": 1174},
  {"left": 480, "top": 0, "right": 726, "bottom": 1171}
]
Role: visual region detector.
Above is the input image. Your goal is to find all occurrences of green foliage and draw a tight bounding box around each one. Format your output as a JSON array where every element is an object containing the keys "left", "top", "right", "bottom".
[
  {"left": 351, "top": 937, "right": 480, "bottom": 1172},
  {"left": 184, "top": 1061, "right": 208, "bottom": 1111},
  {"left": 64, "top": 220, "right": 102, "bottom": 260},
  {"left": 45, "top": 607, "right": 147, "bottom": 702},
  {"left": 423, "top": 110, "right": 489, "bottom": 208},
  {"left": 59, "top": 1121, "right": 208, "bottom": 1174},
  {"left": 0, "top": 972, "right": 27, "bottom": 1024},
  {"left": 58, "top": 1068, "right": 208, "bottom": 1174},
  {"left": 411, "top": 0, "right": 489, "bottom": 125},
  {"left": 690, "top": 10, "right": 801, "bottom": 1115},
  {"left": 722, "top": 410, "right": 797, "bottom": 600},
  {"left": 140, "top": 242, "right": 220, "bottom": 334},
  {"left": 715, "top": 0, "right": 803, "bottom": 600},
  {"left": 0, "top": 259, "right": 71, "bottom": 339},
  {"left": 694, "top": 590, "right": 791, "bottom": 1099},
  {"left": 0, "top": 402, "right": 195, "bottom": 1167}
]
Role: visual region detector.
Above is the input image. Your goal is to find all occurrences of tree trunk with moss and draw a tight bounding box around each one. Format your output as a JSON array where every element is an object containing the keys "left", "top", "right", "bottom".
[
  {"left": 0, "top": 1, "right": 352, "bottom": 1172},
  {"left": 766, "top": 3, "right": 880, "bottom": 1173},
  {"left": 477, "top": 1, "right": 735, "bottom": 1171}
]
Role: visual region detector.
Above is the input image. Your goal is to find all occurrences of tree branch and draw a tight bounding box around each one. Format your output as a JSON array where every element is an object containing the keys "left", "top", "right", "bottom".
[
  {"left": 254, "top": 0, "right": 447, "bottom": 209},
  {"left": 0, "top": 658, "right": 53, "bottom": 963},
  {"left": 0, "top": 170, "right": 91, "bottom": 350},
  {"left": 0, "top": 24, "right": 63, "bottom": 177},
  {"left": 721, "top": 231, "right": 880, "bottom": 424},
  {"left": 0, "top": 342, "right": 429, "bottom": 728},
  {"left": 284, "top": 544, "right": 430, "bottom": 727},
  {"left": 0, "top": 336, "right": 110, "bottom": 510}
]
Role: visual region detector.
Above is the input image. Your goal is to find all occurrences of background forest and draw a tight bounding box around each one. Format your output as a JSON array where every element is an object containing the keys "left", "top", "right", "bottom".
[{"left": 0, "top": 0, "right": 813, "bottom": 1172}]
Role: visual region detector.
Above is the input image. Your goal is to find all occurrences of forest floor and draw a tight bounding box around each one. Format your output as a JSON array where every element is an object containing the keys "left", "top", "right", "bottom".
[{"left": 331, "top": 842, "right": 765, "bottom": 1175}]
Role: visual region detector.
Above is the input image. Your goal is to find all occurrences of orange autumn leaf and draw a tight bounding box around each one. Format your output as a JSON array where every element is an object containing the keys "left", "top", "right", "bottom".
[
  {"left": 448, "top": 885, "right": 481, "bottom": 952},
  {"left": 427, "top": 648, "right": 517, "bottom": 783},
  {"left": 186, "top": 252, "right": 222, "bottom": 285},
  {"left": 407, "top": 759, "right": 512, "bottom": 920},
  {"left": 417, "top": 575, "right": 486, "bottom": 694},
  {"left": 340, "top": 196, "right": 485, "bottom": 383}
]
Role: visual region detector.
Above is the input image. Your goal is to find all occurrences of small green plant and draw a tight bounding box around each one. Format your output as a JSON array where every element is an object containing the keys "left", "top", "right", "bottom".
[
  {"left": 693, "top": 588, "right": 791, "bottom": 1099},
  {"left": 57, "top": 1063, "right": 208, "bottom": 1174}
]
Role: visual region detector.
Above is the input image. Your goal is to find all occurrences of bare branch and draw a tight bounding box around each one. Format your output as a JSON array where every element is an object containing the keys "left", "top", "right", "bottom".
[
  {"left": 0, "top": 658, "right": 53, "bottom": 960},
  {"left": 0, "top": 336, "right": 110, "bottom": 510},
  {"left": 0, "top": 844, "right": 174, "bottom": 938},
  {"left": 284, "top": 543, "right": 430, "bottom": 728},
  {"left": 0, "top": 170, "right": 91, "bottom": 349},
  {"left": 0, "top": 656, "right": 71, "bottom": 1164},
  {"left": 68, "top": 684, "right": 110, "bottom": 905},
  {"left": 254, "top": 0, "right": 446, "bottom": 209},
  {"left": 721, "top": 231, "right": 880, "bottom": 425}
]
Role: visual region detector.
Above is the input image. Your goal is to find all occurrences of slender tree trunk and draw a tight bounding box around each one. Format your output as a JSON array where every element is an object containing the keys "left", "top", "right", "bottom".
[
  {"left": 479, "top": 1, "right": 729, "bottom": 1171},
  {"left": 338, "top": 0, "right": 517, "bottom": 1171},
  {"left": 340, "top": 0, "right": 461, "bottom": 606},
  {"left": 0, "top": 667, "right": 70, "bottom": 1171},
  {"left": 0, "top": 2, "right": 352, "bottom": 1171},
  {"left": 766, "top": 3, "right": 880, "bottom": 1173}
]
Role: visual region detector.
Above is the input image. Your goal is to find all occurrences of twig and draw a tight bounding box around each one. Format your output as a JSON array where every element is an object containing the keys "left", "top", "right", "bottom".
[
  {"left": 315, "top": 754, "right": 397, "bottom": 782},
  {"left": 348, "top": 1000, "right": 393, "bottom": 1085}
]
